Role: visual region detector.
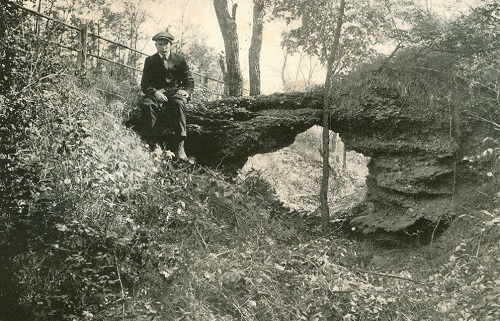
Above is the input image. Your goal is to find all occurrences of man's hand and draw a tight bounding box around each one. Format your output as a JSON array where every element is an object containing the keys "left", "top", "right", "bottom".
[
  {"left": 177, "top": 89, "right": 189, "bottom": 98},
  {"left": 154, "top": 90, "right": 168, "bottom": 102}
]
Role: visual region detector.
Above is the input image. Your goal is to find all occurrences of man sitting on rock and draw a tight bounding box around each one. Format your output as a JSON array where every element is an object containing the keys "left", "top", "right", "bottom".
[{"left": 140, "top": 31, "right": 194, "bottom": 160}]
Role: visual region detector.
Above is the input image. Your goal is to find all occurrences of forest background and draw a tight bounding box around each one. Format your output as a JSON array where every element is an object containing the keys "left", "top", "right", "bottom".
[{"left": 22, "top": 0, "right": 474, "bottom": 94}]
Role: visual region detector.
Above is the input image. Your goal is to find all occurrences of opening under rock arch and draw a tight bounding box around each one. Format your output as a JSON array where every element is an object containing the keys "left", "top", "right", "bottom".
[{"left": 241, "top": 125, "right": 369, "bottom": 216}]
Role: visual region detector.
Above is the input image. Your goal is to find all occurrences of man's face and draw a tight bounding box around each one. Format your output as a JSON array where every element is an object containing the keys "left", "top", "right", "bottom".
[{"left": 155, "top": 40, "right": 171, "bottom": 56}]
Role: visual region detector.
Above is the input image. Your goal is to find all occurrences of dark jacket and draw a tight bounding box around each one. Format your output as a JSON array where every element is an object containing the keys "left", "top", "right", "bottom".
[{"left": 140, "top": 52, "right": 194, "bottom": 97}]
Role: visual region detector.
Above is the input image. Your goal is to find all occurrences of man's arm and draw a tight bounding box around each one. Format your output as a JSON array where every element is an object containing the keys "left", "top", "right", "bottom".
[{"left": 140, "top": 57, "right": 158, "bottom": 97}]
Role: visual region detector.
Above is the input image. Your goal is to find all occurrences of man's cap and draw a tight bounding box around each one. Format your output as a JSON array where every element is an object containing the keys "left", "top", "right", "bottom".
[{"left": 152, "top": 31, "right": 174, "bottom": 42}]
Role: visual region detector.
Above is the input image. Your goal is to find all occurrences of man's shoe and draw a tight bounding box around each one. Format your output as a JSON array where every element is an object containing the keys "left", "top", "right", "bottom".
[{"left": 176, "top": 140, "right": 188, "bottom": 160}]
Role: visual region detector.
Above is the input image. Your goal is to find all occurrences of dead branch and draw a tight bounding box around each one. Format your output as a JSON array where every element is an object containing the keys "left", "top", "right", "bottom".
[{"left": 352, "top": 268, "right": 429, "bottom": 285}]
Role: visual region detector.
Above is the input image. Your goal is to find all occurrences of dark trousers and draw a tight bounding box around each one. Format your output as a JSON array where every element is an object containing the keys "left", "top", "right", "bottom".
[{"left": 140, "top": 94, "right": 187, "bottom": 139}]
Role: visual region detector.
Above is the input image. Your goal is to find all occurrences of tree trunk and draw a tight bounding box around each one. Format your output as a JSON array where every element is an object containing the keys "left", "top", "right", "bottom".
[
  {"left": 320, "top": 0, "right": 346, "bottom": 234},
  {"left": 249, "top": 0, "right": 265, "bottom": 96},
  {"left": 293, "top": 52, "right": 304, "bottom": 91},
  {"left": 281, "top": 48, "right": 289, "bottom": 91},
  {"left": 35, "top": 0, "right": 42, "bottom": 36},
  {"left": 218, "top": 54, "right": 229, "bottom": 96},
  {"left": 213, "top": 0, "right": 244, "bottom": 97}
]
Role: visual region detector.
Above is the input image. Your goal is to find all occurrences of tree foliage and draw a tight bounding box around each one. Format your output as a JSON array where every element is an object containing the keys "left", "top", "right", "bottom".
[
  {"left": 273, "top": 0, "right": 396, "bottom": 73},
  {"left": 427, "top": 1, "right": 500, "bottom": 93},
  {"left": 185, "top": 38, "right": 222, "bottom": 78},
  {"left": 382, "top": 0, "right": 500, "bottom": 119}
]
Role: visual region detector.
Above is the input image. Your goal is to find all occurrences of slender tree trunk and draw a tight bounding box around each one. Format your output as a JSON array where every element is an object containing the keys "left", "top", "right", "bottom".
[
  {"left": 320, "top": 0, "right": 346, "bottom": 234},
  {"left": 342, "top": 144, "right": 347, "bottom": 169},
  {"left": 281, "top": 49, "right": 289, "bottom": 91},
  {"left": 35, "top": 0, "right": 42, "bottom": 36},
  {"left": 249, "top": 0, "right": 265, "bottom": 96},
  {"left": 180, "top": 0, "right": 190, "bottom": 52},
  {"left": 128, "top": 13, "right": 135, "bottom": 65},
  {"left": 218, "top": 54, "right": 229, "bottom": 96},
  {"left": 213, "top": 0, "right": 244, "bottom": 97},
  {"left": 293, "top": 52, "right": 304, "bottom": 91},
  {"left": 306, "top": 55, "right": 319, "bottom": 90}
]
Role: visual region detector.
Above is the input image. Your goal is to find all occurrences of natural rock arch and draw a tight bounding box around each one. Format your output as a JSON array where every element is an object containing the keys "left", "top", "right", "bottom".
[{"left": 127, "top": 84, "right": 493, "bottom": 235}]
